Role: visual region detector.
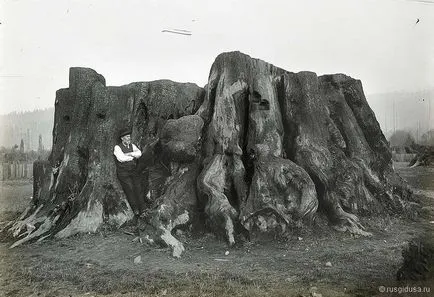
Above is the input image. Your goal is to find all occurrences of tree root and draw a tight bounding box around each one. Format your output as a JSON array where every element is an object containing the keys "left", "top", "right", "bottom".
[
  {"left": 158, "top": 227, "right": 185, "bottom": 258},
  {"left": 9, "top": 214, "right": 60, "bottom": 248},
  {"left": 223, "top": 213, "right": 235, "bottom": 246},
  {"left": 331, "top": 205, "right": 372, "bottom": 237},
  {"left": 410, "top": 160, "right": 420, "bottom": 168},
  {"left": 198, "top": 154, "right": 239, "bottom": 246},
  {"left": 7, "top": 205, "right": 48, "bottom": 248},
  {"left": 148, "top": 208, "right": 191, "bottom": 258}
]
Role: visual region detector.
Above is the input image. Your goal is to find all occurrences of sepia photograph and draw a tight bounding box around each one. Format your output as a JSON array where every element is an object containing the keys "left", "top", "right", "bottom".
[{"left": 0, "top": 0, "right": 433, "bottom": 296}]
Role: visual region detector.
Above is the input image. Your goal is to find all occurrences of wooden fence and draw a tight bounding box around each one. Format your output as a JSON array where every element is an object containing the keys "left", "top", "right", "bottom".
[{"left": 0, "top": 162, "right": 34, "bottom": 180}]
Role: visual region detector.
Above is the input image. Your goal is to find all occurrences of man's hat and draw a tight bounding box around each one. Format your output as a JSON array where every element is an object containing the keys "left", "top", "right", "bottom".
[{"left": 118, "top": 127, "right": 132, "bottom": 139}]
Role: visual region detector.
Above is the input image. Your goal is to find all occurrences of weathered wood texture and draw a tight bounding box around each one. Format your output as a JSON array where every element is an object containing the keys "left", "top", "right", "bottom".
[{"left": 7, "top": 52, "right": 414, "bottom": 257}]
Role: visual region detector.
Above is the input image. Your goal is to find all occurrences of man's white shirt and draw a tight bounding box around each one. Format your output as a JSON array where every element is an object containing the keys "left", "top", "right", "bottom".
[{"left": 113, "top": 144, "right": 142, "bottom": 162}]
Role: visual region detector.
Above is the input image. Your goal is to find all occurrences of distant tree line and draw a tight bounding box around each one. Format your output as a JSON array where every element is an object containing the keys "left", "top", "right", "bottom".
[
  {"left": 388, "top": 129, "right": 434, "bottom": 155},
  {"left": 0, "top": 108, "right": 54, "bottom": 151}
]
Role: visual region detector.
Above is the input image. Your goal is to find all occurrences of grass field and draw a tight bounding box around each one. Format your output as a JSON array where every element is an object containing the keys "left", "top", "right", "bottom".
[
  {"left": 0, "top": 180, "right": 32, "bottom": 222},
  {"left": 0, "top": 164, "right": 432, "bottom": 297}
]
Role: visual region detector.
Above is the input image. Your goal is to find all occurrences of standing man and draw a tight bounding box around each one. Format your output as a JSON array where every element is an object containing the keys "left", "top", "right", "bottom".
[{"left": 113, "top": 128, "right": 146, "bottom": 223}]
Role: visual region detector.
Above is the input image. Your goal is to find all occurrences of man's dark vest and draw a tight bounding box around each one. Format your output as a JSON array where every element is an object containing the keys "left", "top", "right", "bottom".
[{"left": 115, "top": 143, "right": 136, "bottom": 173}]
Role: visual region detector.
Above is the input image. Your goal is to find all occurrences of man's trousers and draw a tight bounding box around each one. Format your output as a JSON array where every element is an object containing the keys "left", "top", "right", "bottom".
[{"left": 117, "top": 170, "right": 146, "bottom": 216}]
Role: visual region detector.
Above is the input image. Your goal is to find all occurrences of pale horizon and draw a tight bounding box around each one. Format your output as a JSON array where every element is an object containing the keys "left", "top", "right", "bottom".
[{"left": 1, "top": 0, "right": 434, "bottom": 114}]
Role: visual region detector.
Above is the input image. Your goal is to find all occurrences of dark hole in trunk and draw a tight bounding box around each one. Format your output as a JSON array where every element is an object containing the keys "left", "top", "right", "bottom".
[
  {"left": 96, "top": 112, "right": 106, "bottom": 119},
  {"left": 224, "top": 180, "right": 240, "bottom": 213},
  {"left": 258, "top": 99, "right": 270, "bottom": 110},
  {"left": 308, "top": 173, "right": 328, "bottom": 214}
]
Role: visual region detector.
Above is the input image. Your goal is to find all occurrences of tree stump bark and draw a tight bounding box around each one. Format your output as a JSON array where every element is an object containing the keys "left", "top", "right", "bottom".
[{"left": 6, "top": 52, "right": 416, "bottom": 257}]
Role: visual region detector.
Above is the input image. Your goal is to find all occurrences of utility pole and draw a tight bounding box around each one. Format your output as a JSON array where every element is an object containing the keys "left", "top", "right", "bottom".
[
  {"left": 393, "top": 98, "right": 396, "bottom": 133},
  {"left": 384, "top": 111, "right": 387, "bottom": 135},
  {"left": 38, "top": 134, "right": 43, "bottom": 154},
  {"left": 429, "top": 97, "right": 431, "bottom": 131}
]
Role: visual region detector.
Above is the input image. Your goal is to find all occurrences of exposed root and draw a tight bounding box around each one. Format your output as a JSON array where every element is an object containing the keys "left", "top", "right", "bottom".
[
  {"left": 8, "top": 205, "right": 44, "bottom": 238},
  {"left": 56, "top": 201, "right": 104, "bottom": 238},
  {"left": 332, "top": 205, "right": 372, "bottom": 237},
  {"left": 158, "top": 227, "right": 185, "bottom": 258},
  {"left": 148, "top": 209, "right": 191, "bottom": 258},
  {"left": 16, "top": 206, "right": 34, "bottom": 221},
  {"left": 107, "top": 211, "right": 133, "bottom": 227},
  {"left": 198, "top": 154, "right": 239, "bottom": 246},
  {"left": 410, "top": 160, "right": 420, "bottom": 168},
  {"left": 224, "top": 214, "right": 235, "bottom": 246},
  {"left": 10, "top": 214, "right": 60, "bottom": 248}
]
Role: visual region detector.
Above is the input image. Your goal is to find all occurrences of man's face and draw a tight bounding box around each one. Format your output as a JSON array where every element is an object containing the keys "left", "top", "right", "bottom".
[{"left": 121, "top": 134, "right": 131, "bottom": 144}]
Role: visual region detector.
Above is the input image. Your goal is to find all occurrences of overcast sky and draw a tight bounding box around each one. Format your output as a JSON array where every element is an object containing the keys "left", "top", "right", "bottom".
[{"left": 1, "top": 0, "right": 433, "bottom": 114}]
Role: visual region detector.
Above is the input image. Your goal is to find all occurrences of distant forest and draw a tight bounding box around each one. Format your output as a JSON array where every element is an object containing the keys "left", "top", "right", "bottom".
[
  {"left": 0, "top": 108, "right": 54, "bottom": 152},
  {"left": 366, "top": 89, "right": 434, "bottom": 141},
  {"left": 0, "top": 88, "right": 432, "bottom": 152}
]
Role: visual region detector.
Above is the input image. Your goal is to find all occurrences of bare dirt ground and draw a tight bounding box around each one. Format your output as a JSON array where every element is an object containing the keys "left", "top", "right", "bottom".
[{"left": 0, "top": 163, "right": 433, "bottom": 297}]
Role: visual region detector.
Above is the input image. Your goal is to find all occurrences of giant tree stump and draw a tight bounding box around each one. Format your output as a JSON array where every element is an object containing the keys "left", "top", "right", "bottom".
[{"left": 7, "top": 52, "right": 415, "bottom": 257}]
